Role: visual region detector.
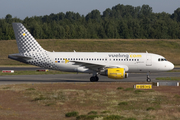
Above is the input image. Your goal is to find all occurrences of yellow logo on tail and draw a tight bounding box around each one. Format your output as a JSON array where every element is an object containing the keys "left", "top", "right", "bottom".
[{"left": 64, "top": 58, "right": 69, "bottom": 64}]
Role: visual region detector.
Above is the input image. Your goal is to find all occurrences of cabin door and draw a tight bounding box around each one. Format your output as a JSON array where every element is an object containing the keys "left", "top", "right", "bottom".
[{"left": 146, "top": 55, "right": 152, "bottom": 66}]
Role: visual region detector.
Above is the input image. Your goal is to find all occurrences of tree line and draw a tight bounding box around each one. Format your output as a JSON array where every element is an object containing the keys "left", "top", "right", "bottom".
[{"left": 0, "top": 4, "right": 180, "bottom": 40}]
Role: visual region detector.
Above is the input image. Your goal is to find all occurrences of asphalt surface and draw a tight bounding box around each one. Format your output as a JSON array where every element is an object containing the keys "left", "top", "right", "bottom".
[
  {"left": 0, "top": 71, "right": 179, "bottom": 85},
  {"left": 0, "top": 66, "right": 42, "bottom": 71}
]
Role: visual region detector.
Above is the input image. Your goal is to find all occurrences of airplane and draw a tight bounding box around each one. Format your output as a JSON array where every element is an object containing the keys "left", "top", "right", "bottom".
[{"left": 8, "top": 23, "right": 174, "bottom": 82}]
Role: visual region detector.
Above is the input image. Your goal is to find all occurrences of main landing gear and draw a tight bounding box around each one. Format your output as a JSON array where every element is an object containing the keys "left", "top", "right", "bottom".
[
  {"left": 90, "top": 76, "right": 99, "bottom": 82},
  {"left": 147, "top": 72, "right": 151, "bottom": 82}
]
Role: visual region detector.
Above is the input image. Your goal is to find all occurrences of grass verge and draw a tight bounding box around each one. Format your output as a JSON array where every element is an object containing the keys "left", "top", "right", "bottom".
[
  {"left": 156, "top": 77, "right": 180, "bottom": 81},
  {"left": 0, "top": 39, "right": 180, "bottom": 65},
  {"left": 0, "top": 83, "right": 180, "bottom": 120}
]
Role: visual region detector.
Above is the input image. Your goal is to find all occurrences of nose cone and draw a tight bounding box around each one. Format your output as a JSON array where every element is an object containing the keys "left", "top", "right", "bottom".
[{"left": 167, "top": 62, "right": 174, "bottom": 71}]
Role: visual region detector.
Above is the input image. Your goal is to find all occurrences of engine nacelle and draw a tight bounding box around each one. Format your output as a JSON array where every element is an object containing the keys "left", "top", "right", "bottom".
[{"left": 100, "top": 68, "right": 128, "bottom": 79}]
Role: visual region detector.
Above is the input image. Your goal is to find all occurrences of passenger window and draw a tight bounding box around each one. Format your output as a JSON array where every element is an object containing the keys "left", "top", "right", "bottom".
[
  {"left": 55, "top": 58, "right": 57, "bottom": 60},
  {"left": 129, "top": 59, "right": 131, "bottom": 61},
  {"left": 81, "top": 58, "right": 83, "bottom": 60}
]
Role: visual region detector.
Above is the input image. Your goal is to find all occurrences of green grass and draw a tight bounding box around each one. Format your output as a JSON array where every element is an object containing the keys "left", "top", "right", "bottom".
[
  {"left": 103, "top": 115, "right": 124, "bottom": 120},
  {"left": 0, "top": 39, "right": 180, "bottom": 65},
  {"left": 118, "top": 102, "right": 128, "bottom": 106},
  {"left": 123, "top": 88, "right": 134, "bottom": 91},
  {"left": 26, "top": 88, "right": 35, "bottom": 91},
  {"left": 134, "top": 89, "right": 144, "bottom": 94},
  {"left": 174, "top": 95, "right": 180, "bottom": 98},
  {"left": 156, "top": 77, "right": 180, "bottom": 81},
  {"left": 76, "top": 114, "right": 101, "bottom": 120},
  {"left": 3, "top": 87, "right": 11, "bottom": 89},
  {"left": 101, "top": 111, "right": 111, "bottom": 114},
  {"left": 33, "top": 95, "right": 47, "bottom": 101},
  {"left": 65, "top": 111, "right": 79, "bottom": 117},
  {"left": 117, "top": 87, "right": 123, "bottom": 90},
  {"left": 88, "top": 111, "right": 97, "bottom": 115},
  {"left": 146, "top": 107, "right": 155, "bottom": 111}
]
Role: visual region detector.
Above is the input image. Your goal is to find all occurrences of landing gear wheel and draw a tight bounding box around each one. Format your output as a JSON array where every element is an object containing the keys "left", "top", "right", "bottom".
[
  {"left": 95, "top": 76, "right": 99, "bottom": 81},
  {"left": 90, "top": 76, "right": 99, "bottom": 82},
  {"left": 147, "top": 78, "right": 151, "bottom": 82},
  {"left": 147, "top": 75, "right": 151, "bottom": 82}
]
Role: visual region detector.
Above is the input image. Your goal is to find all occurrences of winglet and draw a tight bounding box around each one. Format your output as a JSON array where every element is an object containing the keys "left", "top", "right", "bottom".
[{"left": 64, "top": 58, "right": 69, "bottom": 64}]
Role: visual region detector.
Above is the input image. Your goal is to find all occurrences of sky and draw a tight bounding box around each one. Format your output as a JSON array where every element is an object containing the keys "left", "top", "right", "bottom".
[{"left": 1, "top": 0, "right": 180, "bottom": 20}]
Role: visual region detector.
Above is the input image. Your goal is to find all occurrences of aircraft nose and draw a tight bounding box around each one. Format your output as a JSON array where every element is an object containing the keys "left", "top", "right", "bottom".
[{"left": 168, "top": 62, "right": 174, "bottom": 70}]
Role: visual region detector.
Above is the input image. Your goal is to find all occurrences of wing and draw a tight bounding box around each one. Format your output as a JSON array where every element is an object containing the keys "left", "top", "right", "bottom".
[
  {"left": 64, "top": 59, "right": 105, "bottom": 71},
  {"left": 64, "top": 59, "right": 129, "bottom": 71}
]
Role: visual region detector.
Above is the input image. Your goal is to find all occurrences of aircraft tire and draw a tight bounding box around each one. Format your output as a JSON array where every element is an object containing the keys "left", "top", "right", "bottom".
[
  {"left": 90, "top": 76, "right": 99, "bottom": 82},
  {"left": 95, "top": 76, "right": 99, "bottom": 81},
  {"left": 147, "top": 78, "right": 151, "bottom": 82}
]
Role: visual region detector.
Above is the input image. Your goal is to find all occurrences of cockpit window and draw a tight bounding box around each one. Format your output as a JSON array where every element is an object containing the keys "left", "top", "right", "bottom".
[{"left": 158, "top": 58, "right": 167, "bottom": 61}]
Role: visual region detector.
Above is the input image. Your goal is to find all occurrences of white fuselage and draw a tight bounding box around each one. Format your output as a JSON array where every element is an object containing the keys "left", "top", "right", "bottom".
[{"left": 48, "top": 52, "right": 174, "bottom": 73}]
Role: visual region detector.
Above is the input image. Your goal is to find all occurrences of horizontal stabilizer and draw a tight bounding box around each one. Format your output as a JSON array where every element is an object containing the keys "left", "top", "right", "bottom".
[{"left": 8, "top": 53, "right": 32, "bottom": 63}]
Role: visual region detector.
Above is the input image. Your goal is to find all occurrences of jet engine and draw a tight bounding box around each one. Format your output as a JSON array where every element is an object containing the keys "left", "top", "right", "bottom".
[{"left": 100, "top": 68, "right": 128, "bottom": 79}]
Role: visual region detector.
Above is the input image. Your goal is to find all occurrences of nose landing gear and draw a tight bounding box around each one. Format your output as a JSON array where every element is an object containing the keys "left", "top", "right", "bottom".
[
  {"left": 147, "top": 75, "right": 151, "bottom": 82},
  {"left": 147, "top": 72, "right": 151, "bottom": 82}
]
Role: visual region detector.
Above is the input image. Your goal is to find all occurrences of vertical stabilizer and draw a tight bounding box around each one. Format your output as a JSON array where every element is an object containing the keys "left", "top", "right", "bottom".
[{"left": 12, "top": 23, "right": 44, "bottom": 53}]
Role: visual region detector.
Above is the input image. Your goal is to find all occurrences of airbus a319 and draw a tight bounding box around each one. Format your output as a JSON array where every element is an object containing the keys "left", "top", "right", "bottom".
[{"left": 8, "top": 23, "right": 174, "bottom": 82}]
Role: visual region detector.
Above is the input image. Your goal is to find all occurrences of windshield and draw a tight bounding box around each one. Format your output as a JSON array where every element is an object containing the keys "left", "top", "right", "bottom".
[{"left": 158, "top": 58, "right": 167, "bottom": 61}]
